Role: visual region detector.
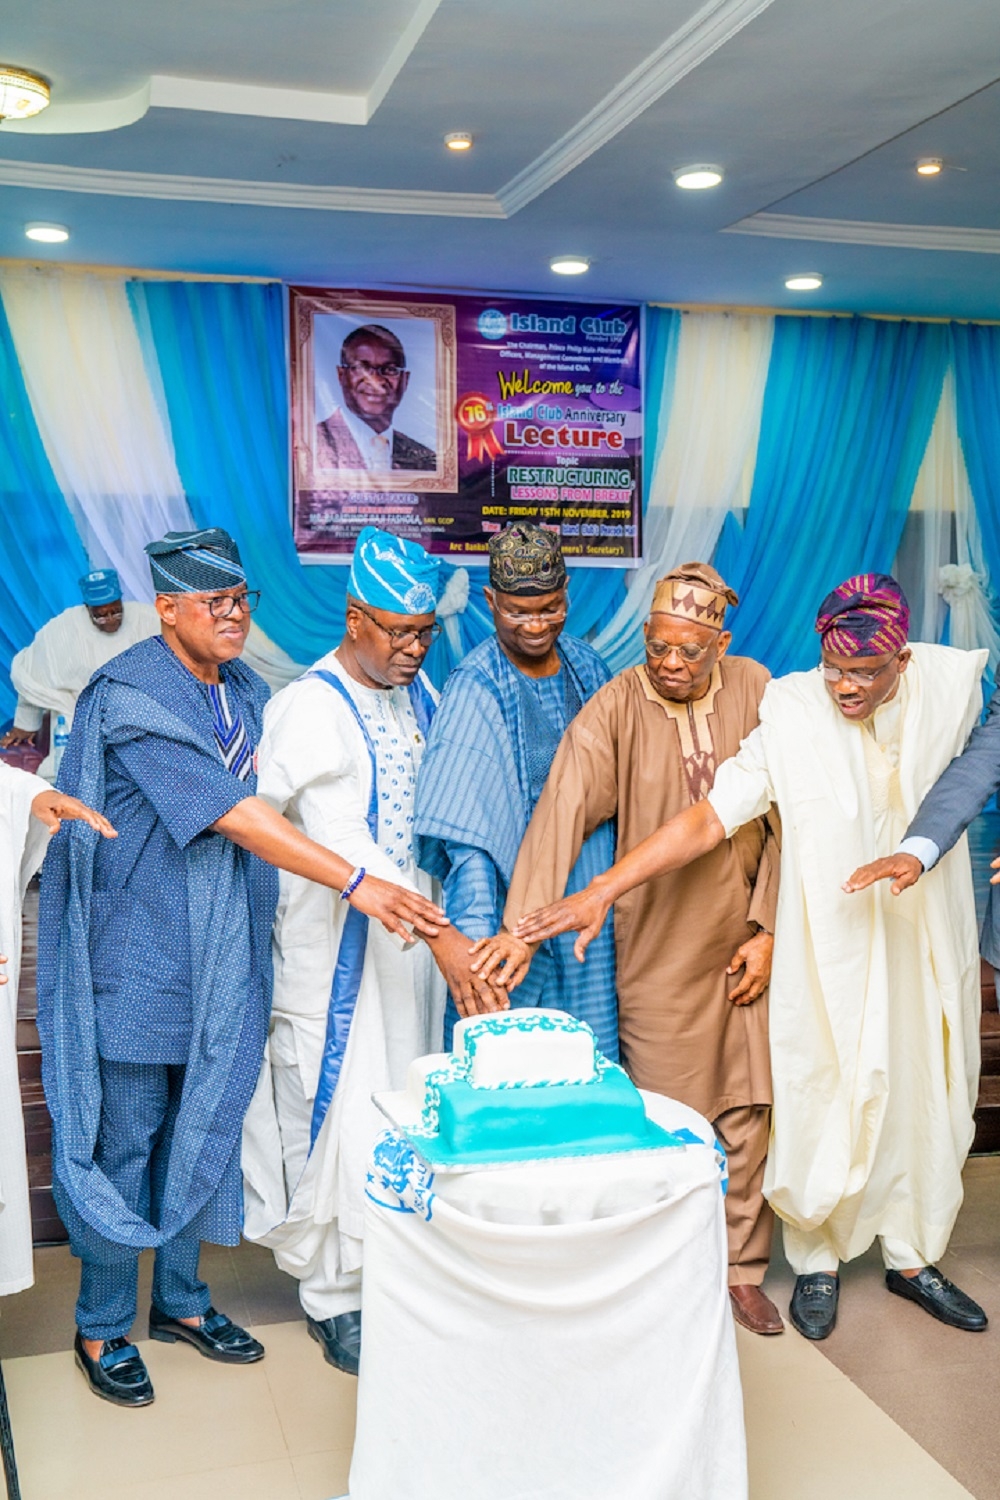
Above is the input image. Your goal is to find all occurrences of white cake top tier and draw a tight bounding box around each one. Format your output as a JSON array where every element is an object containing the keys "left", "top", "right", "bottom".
[{"left": 453, "top": 1009, "right": 597, "bottom": 1089}]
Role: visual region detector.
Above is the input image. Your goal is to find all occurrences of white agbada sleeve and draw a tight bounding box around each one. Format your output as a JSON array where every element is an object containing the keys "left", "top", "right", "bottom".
[
  {"left": 10, "top": 603, "right": 160, "bottom": 778},
  {"left": 0, "top": 764, "right": 52, "bottom": 1295},
  {"left": 706, "top": 724, "right": 777, "bottom": 835}
]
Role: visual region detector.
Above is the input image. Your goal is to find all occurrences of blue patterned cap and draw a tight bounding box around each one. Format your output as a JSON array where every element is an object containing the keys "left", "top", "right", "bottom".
[
  {"left": 348, "top": 526, "right": 440, "bottom": 616},
  {"left": 79, "top": 569, "right": 121, "bottom": 606},
  {"left": 145, "top": 528, "right": 246, "bottom": 594}
]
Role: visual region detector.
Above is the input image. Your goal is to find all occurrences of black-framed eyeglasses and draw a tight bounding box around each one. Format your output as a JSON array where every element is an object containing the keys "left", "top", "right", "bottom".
[
  {"left": 820, "top": 654, "right": 899, "bottom": 687},
  {"left": 200, "top": 590, "right": 261, "bottom": 619},
  {"left": 355, "top": 602, "right": 441, "bottom": 650},
  {"left": 341, "top": 359, "right": 405, "bottom": 381}
]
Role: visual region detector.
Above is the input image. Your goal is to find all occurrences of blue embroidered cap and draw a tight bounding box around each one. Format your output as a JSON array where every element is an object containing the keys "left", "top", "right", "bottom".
[
  {"left": 79, "top": 569, "right": 121, "bottom": 607},
  {"left": 145, "top": 527, "right": 246, "bottom": 594},
  {"left": 348, "top": 525, "right": 440, "bottom": 617}
]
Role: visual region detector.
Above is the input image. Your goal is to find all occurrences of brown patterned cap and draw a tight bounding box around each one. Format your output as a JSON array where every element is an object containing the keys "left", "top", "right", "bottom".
[
  {"left": 488, "top": 523, "right": 567, "bottom": 596},
  {"left": 650, "top": 562, "right": 738, "bottom": 630}
]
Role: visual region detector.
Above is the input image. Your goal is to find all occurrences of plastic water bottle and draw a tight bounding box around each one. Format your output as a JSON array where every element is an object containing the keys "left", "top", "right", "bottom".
[{"left": 52, "top": 714, "right": 70, "bottom": 777}]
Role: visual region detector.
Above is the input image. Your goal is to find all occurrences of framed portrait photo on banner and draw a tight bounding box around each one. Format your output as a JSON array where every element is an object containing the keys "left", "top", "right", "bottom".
[{"left": 289, "top": 285, "right": 642, "bottom": 565}]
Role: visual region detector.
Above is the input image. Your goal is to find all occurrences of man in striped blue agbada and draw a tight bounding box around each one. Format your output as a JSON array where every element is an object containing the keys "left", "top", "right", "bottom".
[{"left": 414, "top": 523, "right": 618, "bottom": 1057}]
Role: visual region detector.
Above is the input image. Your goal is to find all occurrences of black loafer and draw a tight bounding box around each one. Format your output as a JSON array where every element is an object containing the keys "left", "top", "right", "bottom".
[
  {"left": 789, "top": 1273, "right": 839, "bottom": 1340},
  {"left": 148, "top": 1304, "right": 265, "bottom": 1363},
  {"left": 306, "top": 1311, "right": 362, "bottom": 1375},
  {"left": 886, "top": 1267, "right": 988, "bottom": 1331},
  {"left": 74, "top": 1332, "right": 154, "bottom": 1407}
]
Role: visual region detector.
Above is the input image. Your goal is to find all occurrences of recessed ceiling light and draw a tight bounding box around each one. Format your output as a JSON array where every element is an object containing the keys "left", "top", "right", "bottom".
[
  {"left": 673, "top": 165, "right": 723, "bottom": 190},
  {"left": 0, "top": 66, "right": 50, "bottom": 122},
  {"left": 550, "top": 255, "right": 589, "bottom": 275},
  {"left": 785, "top": 273, "right": 823, "bottom": 291},
  {"left": 445, "top": 132, "right": 473, "bottom": 152},
  {"left": 916, "top": 157, "right": 942, "bottom": 176},
  {"left": 25, "top": 222, "right": 69, "bottom": 244}
]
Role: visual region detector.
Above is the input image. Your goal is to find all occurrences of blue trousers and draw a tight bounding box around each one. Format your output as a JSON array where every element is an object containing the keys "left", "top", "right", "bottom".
[{"left": 71, "top": 1060, "right": 212, "bottom": 1341}]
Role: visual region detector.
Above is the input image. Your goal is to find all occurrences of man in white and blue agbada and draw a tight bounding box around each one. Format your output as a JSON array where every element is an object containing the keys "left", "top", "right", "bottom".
[
  {"left": 40, "top": 526, "right": 445, "bottom": 1409},
  {"left": 243, "top": 526, "right": 497, "bottom": 1376}
]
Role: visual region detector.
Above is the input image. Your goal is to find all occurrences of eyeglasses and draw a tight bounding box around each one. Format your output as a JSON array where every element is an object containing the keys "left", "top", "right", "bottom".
[
  {"left": 198, "top": 590, "right": 261, "bottom": 619},
  {"left": 341, "top": 359, "right": 405, "bottom": 381},
  {"left": 820, "top": 655, "right": 898, "bottom": 687},
  {"left": 645, "top": 638, "right": 713, "bottom": 664},
  {"left": 354, "top": 603, "right": 441, "bottom": 650},
  {"left": 493, "top": 602, "right": 569, "bottom": 626}
]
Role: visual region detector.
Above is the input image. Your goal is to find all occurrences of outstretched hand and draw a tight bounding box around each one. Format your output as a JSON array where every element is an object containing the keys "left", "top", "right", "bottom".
[
  {"left": 31, "top": 790, "right": 117, "bottom": 839},
  {"left": 512, "top": 881, "right": 612, "bottom": 964},
  {"left": 842, "top": 852, "right": 923, "bottom": 896},
  {"left": 726, "top": 931, "right": 773, "bottom": 1005},
  {"left": 469, "top": 930, "right": 533, "bottom": 990},
  {"left": 429, "top": 926, "right": 509, "bottom": 1016},
  {"left": 349, "top": 874, "right": 449, "bottom": 942}
]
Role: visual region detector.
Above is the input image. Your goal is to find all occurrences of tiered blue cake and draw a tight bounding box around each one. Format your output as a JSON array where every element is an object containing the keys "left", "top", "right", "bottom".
[{"left": 398, "top": 1009, "right": 681, "bottom": 1165}]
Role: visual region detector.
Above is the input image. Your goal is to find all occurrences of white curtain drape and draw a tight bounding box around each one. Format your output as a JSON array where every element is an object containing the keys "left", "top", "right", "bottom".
[
  {"left": 907, "top": 368, "right": 1000, "bottom": 671},
  {"left": 0, "top": 269, "right": 194, "bottom": 600},
  {"left": 592, "top": 311, "right": 774, "bottom": 671}
]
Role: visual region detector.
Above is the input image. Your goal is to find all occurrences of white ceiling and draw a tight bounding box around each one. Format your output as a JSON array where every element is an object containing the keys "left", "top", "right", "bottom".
[{"left": 2, "top": 0, "right": 1000, "bottom": 316}]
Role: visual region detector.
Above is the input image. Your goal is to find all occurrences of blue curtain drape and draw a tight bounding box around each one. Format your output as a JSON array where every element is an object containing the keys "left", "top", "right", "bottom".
[
  {"left": 953, "top": 322, "right": 1000, "bottom": 597},
  {"left": 715, "top": 316, "right": 949, "bottom": 675},
  {"left": 0, "top": 297, "right": 90, "bottom": 720}
]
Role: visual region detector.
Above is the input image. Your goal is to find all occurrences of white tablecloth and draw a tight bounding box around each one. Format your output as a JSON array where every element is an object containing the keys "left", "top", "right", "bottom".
[{"left": 347, "top": 1092, "right": 747, "bottom": 1500}]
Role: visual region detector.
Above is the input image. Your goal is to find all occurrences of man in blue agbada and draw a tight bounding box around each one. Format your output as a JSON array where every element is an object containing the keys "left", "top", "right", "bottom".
[
  {"left": 38, "top": 527, "right": 446, "bottom": 1409},
  {"left": 414, "top": 523, "right": 618, "bottom": 1055}
]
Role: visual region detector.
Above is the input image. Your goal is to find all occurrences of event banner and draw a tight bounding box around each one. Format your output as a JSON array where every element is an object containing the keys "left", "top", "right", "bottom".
[{"left": 289, "top": 286, "right": 642, "bottom": 564}]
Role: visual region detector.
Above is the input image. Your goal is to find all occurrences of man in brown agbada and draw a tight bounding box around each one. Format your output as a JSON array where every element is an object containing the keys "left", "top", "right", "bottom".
[{"left": 473, "top": 563, "right": 783, "bottom": 1334}]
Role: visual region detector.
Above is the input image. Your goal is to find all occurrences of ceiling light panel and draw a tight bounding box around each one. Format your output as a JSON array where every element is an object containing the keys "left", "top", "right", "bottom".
[
  {"left": 25, "top": 222, "right": 69, "bottom": 243},
  {"left": 673, "top": 165, "right": 723, "bottom": 190},
  {"left": 550, "top": 255, "right": 589, "bottom": 275}
]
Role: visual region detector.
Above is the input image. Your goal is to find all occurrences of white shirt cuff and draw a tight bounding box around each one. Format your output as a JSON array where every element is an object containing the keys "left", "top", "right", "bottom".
[{"left": 897, "top": 835, "right": 941, "bottom": 872}]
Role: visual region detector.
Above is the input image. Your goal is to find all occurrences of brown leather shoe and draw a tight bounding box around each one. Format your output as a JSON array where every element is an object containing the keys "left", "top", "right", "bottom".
[{"left": 729, "top": 1283, "right": 784, "bottom": 1335}]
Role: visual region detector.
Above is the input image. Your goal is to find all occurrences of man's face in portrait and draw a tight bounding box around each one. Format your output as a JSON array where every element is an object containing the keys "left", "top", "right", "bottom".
[{"left": 338, "top": 335, "right": 410, "bottom": 434}]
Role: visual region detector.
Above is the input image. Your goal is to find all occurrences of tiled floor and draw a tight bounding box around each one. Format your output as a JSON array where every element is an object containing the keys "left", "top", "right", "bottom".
[{"left": 3, "top": 1166, "right": 1000, "bottom": 1499}]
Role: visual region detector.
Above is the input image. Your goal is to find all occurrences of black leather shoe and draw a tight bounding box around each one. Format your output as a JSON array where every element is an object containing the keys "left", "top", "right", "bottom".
[
  {"left": 789, "top": 1273, "right": 839, "bottom": 1340},
  {"left": 886, "top": 1267, "right": 988, "bottom": 1331},
  {"left": 148, "top": 1304, "right": 265, "bottom": 1363},
  {"left": 306, "top": 1311, "right": 362, "bottom": 1375},
  {"left": 74, "top": 1332, "right": 154, "bottom": 1407}
]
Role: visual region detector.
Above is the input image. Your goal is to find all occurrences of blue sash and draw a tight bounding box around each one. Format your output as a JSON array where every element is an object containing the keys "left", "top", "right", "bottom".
[{"left": 305, "top": 669, "right": 436, "bottom": 1147}]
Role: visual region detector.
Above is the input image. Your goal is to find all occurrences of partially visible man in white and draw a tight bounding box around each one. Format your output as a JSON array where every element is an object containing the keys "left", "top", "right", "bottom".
[
  {"left": 243, "top": 526, "right": 499, "bottom": 1377},
  {"left": 0, "top": 763, "right": 116, "bottom": 1298},
  {"left": 3, "top": 567, "right": 308, "bottom": 778},
  {"left": 3, "top": 570, "right": 157, "bottom": 777}
]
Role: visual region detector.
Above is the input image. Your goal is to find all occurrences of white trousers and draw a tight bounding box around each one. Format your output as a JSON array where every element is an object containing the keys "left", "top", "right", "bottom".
[
  {"left": 271, "top": 1058, "right": 362, "bottom": 1319},
  {"left": 783, "top": 1223, "right": 924, "bottom": 1274}
]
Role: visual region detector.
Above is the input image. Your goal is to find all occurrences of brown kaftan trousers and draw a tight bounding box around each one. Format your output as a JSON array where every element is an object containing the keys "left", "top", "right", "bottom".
[{"left": 504, "top": 656, "right": 779, "bottom": 1285}]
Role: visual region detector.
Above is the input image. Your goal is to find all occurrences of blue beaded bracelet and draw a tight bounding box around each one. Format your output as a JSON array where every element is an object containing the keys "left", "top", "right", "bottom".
[{"left": 341, "top": 866, "right": 367, "bottom": 900}]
